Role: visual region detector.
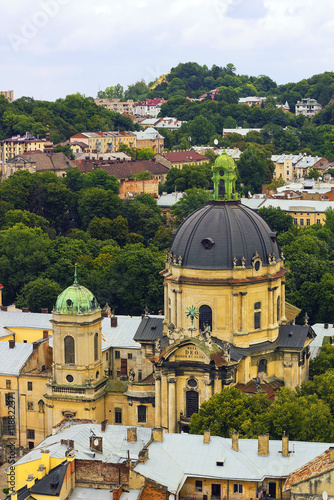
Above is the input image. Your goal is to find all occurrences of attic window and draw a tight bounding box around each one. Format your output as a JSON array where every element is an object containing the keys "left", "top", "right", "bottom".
[
  {"left": 151, "top": 326, "right": 156, "bottom": 330},
  {"left": 216, "top": 459, "right": 225, "bottom": 466}
]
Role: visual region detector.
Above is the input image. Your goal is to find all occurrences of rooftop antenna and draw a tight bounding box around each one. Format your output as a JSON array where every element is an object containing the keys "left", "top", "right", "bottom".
[{"left": 74, "top": 263, "right": 78, "bottom": 285}]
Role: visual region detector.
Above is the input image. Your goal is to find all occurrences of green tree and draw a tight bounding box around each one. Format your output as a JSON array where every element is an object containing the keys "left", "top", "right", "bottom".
[
  {"left": 189, "top": 115, "right": 216, "bottom": 145},
  {"left": 78, "top": 188, "right": 121, "bottom": 229},
  {"left": 171, "top": 188, "right": 213, "bottom": 226},
  {"left": 237, "top": 145, "right": 274, "bottom": 193},
  {"left": 16, "top": 277, "right": 62, "bottom": 313},
  {"left": 258, "top": 207, "right": 293, "bottom": 233},
  {"left": 310, "top": 345, "right": 334, "bottom": 376},
  {"left": 152, "top": 226, "right": 174, "bottom": 251},
  {"left": 81, "top": 169, "right": 119, "bottom": 194},
  {"left": 4, "top": 209, "right": 50, "bottom": 232},
  {"left": 305, "top": 167, "right": 321, "bottom": 180},
  {"left": 53, "top": 144, "right": 75, "bottom": 159}
]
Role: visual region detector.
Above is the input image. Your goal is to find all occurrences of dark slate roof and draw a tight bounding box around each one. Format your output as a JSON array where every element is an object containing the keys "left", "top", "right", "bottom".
[
  {"left": 29, "top": 461, "right": 69, "bottom": 496},
  {"left": 6, "top": 485, "right": 30, "bottom": 500},
  {"left": 134, "top": 316, "right": 164, "bottom": 342},
  {"left": 232, "top": 324, "right": 312, "bottom": 358},
  {"left": 170, "top": 200, "right": 282, "bottom": 270}
]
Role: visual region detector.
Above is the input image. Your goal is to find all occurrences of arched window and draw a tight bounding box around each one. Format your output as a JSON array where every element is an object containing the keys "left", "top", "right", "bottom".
[
  {"left": 254, "top": 302, "right": 261, "bottom": 330},
  {"left": 186, "top": 391, "right": 199, "bottom": 418},
  {"left": 94, "top": 333, "right": 98, "bottom": 361},
  {"left": 199, "top": 305, "right": 212, "bottom": 332},
  {"left": 277, "top": 296, "right": 280, "bottom": 322},
  {"left": 258, "top": 359, "right": 267, "bottom": 374},
  {"left": 64, "top": 336, "right": 75, "bottom": 364}
]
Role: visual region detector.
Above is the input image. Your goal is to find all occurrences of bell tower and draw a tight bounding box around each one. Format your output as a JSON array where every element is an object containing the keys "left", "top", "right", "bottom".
[{"left": 45, "top": 266, "right": 107, "bottom": 428}]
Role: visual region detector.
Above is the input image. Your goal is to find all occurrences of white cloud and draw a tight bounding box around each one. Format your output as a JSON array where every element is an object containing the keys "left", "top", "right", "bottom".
[{"left": 0, "top": 0, "right": 333, "bottom": 99}]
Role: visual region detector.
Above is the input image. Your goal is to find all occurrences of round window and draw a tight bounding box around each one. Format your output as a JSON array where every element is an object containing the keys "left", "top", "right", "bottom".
[
  {"left": 188, "top": 378, "right": 197, "bottom": 388},
  {"left": 66, "top": 299, "right": 73, "bottom": 307},
  {"left": 66, "top": 374, "right": 73, "bottom": 383}
]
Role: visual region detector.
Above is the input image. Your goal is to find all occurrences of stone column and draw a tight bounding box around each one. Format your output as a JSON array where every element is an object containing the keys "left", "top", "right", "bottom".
[
  {"left": 161, "top": 372, "right": 168, "bottom": 429},
  {"left": 240, "top": 292, "right": 247, "bottom": 332},
  {"left": 154, "top": 371, "right": 162, "bottom": 427},
  {"left": 268, "top": 288, "right": 273, "bottom": 328},
  {"left": 176, "top": 291, "right": 182, "bottom": 330},
  {"left": 203, "top": 377, "right": 212, "bottom": 401},
  {"left": 171, "top": 289, "right": 176, "bottom": 325},
  {"left": 232, "top": 293, "right": 239, "bottom": 333},
  {"left": 164, "top": 283, "right": 168, "bottom": 321},
  {"left": 213, "top": 375, "right": 220, "bottom": 394},
  {"left": 281, "top": 281, "right": 286, "bottom": 322},
  {"left": 168, "top": 376, "right": 177, "bottom": 433}
]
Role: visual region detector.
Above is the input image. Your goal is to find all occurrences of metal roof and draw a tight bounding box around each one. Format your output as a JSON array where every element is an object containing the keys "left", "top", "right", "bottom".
[
  {"left": 14, "top": 424, "right": 152, "bottom": 467},
  {"left": 0, "top": 310, "right": 52, "bottom": 330},
  {"left": 310, "top": 323, "right": 334, "bottom": 358},
  {"left": 0, "top": 342, "right": 33, "bottom": 375},
  {"left": 157, "top": 192, "right": 185, "bottom": 207},
  {"left": 170, "top": 200, "right": 282, "bottom": 270},
  {"left": 243, "top": 198, "right": 334, "bottom": 213},
  {"left": 134, "top": 316, "right": 164, "bottom": 342},
  {"left": 70, "top": 487, "right": 114, "bottom": 499},
  {"left": 134, "top": 434, "right": 332, "bottom": 495}
]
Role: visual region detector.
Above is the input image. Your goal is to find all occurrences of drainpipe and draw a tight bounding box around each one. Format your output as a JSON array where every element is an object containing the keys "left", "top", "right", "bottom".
[{"left": 227, "top": 479, "right": 229, "bottom": 500}]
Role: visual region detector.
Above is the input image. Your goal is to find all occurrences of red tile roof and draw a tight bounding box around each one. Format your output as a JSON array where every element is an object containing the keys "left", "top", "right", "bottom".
[
  {"left": 74, "top": 159, "right": 169, "bottom": 179},
  {"left": 284, "top": 449, "right": 334, "bottom": 491},
  {"left": 160, "top": 150, "right": 209, "bottom": 162}
]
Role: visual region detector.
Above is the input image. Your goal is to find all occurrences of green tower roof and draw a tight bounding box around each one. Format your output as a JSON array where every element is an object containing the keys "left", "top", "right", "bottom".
[
  {"left": 212, "top": 150, "right": 239, "bottom": 201},
  {"left": 53, "top": 265, "right": 99, "bottom": 315}
]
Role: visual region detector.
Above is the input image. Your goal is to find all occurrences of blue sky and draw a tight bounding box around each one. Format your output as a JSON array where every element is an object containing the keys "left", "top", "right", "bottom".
[{"left": 0, "top": 0, "right": 333, "bottom": 101}]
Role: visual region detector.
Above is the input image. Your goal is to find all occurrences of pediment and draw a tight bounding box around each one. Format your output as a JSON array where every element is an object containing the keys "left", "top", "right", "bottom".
[{"left": 163, "top": 340, "right": 211, "bottom": 364}]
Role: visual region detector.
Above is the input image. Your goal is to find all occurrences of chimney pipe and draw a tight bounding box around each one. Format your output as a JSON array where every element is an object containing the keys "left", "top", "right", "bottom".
[
  {"left": 203, "top": 429, "right": 210, "bottom": 444},
  {"left": 232, "top": 430, "right": 239, "bottom": 452},
  {"left": 152, "top": 427, "right": 164, "bottom": 442},
  {"left": 22, "top": 307, "right": 29, "bottom": 313},
  {"left": 282, "top": 433, "right": 289, "bottom": 457},
  {"left": 43, "top": 330, "right": 48, "bottom": 339},
  {"left": 101, "top": 420, "right": 108, "bottom": 432},
  {"left": 258, "top": 433, "right": 269, "bottom": 456},
  {"left": 127, "top": 427, "right": 137, "bottom": 442},
  {"left": 9, "top": 339, "right": 15, "bottom": 349},
  {"left": 111, "top": 316, "right": 118, "bottom": 328},
  {"left": 33, "top": 342, "right": 39, "bottom": 351},
  {"left": 329, "top": 447, "right": 334, "bottom": 463},
  {"left": 41, "top": 308, "right": 48, "bottom": 314}
]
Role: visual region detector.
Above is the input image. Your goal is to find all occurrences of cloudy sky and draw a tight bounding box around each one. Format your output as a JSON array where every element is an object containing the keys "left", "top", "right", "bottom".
[{"left": 0, "top": 0, "right": 333, "bottom": 101}]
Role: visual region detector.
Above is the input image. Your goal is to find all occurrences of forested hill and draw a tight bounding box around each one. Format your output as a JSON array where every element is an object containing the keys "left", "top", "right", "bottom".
[
  {"left": 0, "top": 93, "right": 137, "bottom": 143},
  {"left": 143, "top": 62, "right": 334, "bottom": 109}
]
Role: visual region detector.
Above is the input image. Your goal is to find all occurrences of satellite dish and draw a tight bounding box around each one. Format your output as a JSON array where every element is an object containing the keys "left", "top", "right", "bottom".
[
  {"left": 214, "top": 139, "right": 219, "bottom": 146},
  {"left": 322, "top": 491, "right": 328, "bottom": 500}
]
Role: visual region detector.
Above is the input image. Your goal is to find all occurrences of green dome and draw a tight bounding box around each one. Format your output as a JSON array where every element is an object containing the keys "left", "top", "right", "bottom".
[
  {"left": 53, "top": 268, "right": 99, "bottom": 315},
  {"left": 214, "top": 151, "right": 236, "bottom": 170}
]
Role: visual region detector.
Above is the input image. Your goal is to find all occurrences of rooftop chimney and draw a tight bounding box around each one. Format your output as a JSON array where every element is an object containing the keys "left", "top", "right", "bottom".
[
  {"left": 152, "top": 427, "right": 163, "bottom": 442},
  {"left": 203, "top": 429, "right": 210, "bottom": 444},
  {"left": 127, "top": 427, "right": 137, "bottom": 442},
  {"left": 9, "top": 340, "right": 15, "bottom": 349},
  {"left": 329, "top": 447, "right": 334, "bottom": 463},
  {"left": 36, "top": 464, "right": 46, "bottom": 480},
  {"left": 138, "top": 448, "right": 148, "bottom": 463},
  {"left": 43, "top": 330, "right": 48, "bottom": 339},
  {"left": 33, "top": 342, "right": 39, "bottom": 351},
  {"left": 282, "top": 433, "right": 289, "bottom": 457},
  {"left": 22, "top": 307, "right": 29, "bottom": 313},
  {"left": 101, "top": 420, "right": 108, "bottom": 432},
  {"left": 111, "top": 316, "right": 118, "bottom": 328},
  {"left": 232, "top": 430, "right": 239, "bottom": 452},
  {"left": 40, "top": 449, "right": 50, "bottom": 474},
  {"left": 258, "top": 433, "right": 269, "bottom": 456},
  {"left": 41, "top": 308, "right": 48, "bottom": 314}
]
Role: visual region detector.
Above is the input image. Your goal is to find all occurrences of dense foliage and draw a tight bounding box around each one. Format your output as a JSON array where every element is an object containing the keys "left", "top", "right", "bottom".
[
  {"left": 0, "top": 169, "right": 170, "bottom": 314},
  {"left": 189, "top": 386, "right": 334, "bottom": 442},
  {"left": 0, "top": 93, "right": 137, "bottom": 143}
]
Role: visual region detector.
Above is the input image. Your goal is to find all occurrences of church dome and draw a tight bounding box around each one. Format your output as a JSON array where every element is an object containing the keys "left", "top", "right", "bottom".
[
  {"left": 170, "top": 200, "right": 282, "bottom": 270},
  {"left": 54, "top": 267, "right": 99, "bottom": 315}
]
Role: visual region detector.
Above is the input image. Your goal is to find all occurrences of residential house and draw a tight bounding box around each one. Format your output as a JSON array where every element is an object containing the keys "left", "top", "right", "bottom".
[
  {"left": 132, "top": 98, "right": 166, "bottom": 118},
  {"left": 284, "top": 447, "right": 334, "bottom": 500},
  {"left": 69, "top": 131, "right": 137, "bottom": 153},
  {"left": 74, "top": 158, "right": 169, "bottom": 185},
  {"left": 0, "top": 132, "right": 53, "bottom": 161},
  {"left": 6, "top": 421, "right": 151, "bottom": 498},
  {"left": 157, "top": 192, "right": 185, "bottom": 226},
  {"left": 238, "top": 96, "right": 266, "bottom": 106},
  {"left": 94, "top": 98, "right": 135, "bottom": 114},
  {"left": 139, "top": 117, "right": 186, "bottom": 130},
  {"left": 222, "top": 127, "right": 262, "bottom": 136},
  {"left": 295, "top": 98, "right": 322, "bottom": 117},
  {"left": 241, "top": 197, "right": 334, "bottom": 227},
  {"left": 271, "top": 154, "right": 329, "bottom": 181},
  {"left": 4, "top": 152, "right": 77, "bottom": 179},
  {"left": 0, "top": 90, "right": 14, "bottom": 103},
  {"left": 133, "top": 128, "right": 164, "bottom": 153},
  {"left": 155, "top": 150, "right": 209, "bottom": 169},
  {"left": 131, "top": 430, "right": 333, "bottom": 500}
]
